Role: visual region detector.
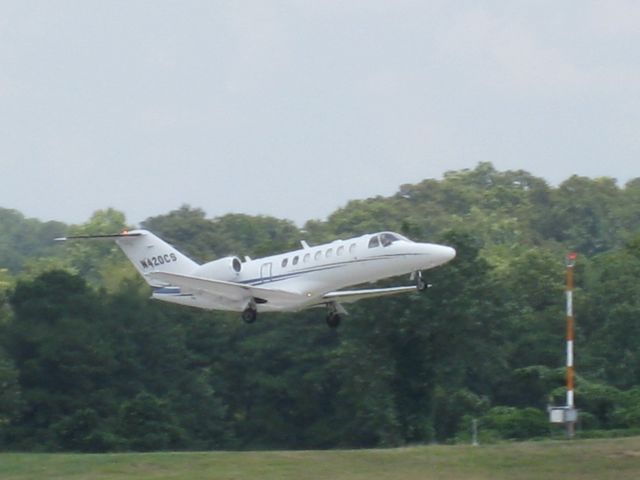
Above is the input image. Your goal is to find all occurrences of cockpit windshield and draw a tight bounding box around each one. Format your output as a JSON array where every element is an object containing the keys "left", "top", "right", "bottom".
[
  {"left": 379, "top": 232, "right": 398, "bottom": 247},
  {"left": 368, "top": 232, "right": 411, "bottom": 248}
]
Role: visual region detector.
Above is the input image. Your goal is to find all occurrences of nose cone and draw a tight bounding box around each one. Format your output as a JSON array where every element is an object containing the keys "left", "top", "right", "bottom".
[
  {"left": 412, "top": 242, "right": 456, "bottom": 269},
  {"left": 435, "top": 245, "right": 456, "bottom": 265}
]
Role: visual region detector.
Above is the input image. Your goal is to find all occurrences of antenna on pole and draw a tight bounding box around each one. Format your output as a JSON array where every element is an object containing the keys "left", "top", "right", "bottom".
[
  {"left": 565, "top": 252, "right": 577, "bottom": 437},
  {"left": 548, "top": 252, "right": 579, "bottom": 437}
]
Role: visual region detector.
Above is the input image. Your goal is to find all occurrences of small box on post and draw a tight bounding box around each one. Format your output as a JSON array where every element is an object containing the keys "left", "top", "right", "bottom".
[{"left": 549, "top": 406, "right": 578, "bottom": 424}]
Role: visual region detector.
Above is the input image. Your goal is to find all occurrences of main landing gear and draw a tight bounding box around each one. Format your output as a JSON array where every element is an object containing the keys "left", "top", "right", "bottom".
[
  {"left": 326, "top": 312, "right": 341, "bottom": 329},
  {"left": 241, "top": 306, "right": 257, "bottom": 324},
  {"left": 325, "top": 302, "right": 345, "bottom": 329},
  {"left": 241, "top": 297, "right": 267, "bottom": 324}
]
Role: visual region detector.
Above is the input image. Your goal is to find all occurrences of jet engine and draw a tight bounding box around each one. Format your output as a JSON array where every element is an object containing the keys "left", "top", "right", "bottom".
[{"left": 192, "top": 256, "right": 242, "bottom": 282}]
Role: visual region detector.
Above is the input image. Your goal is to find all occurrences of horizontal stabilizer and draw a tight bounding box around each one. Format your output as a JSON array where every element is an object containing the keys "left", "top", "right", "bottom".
[
  {"left": 55, "top": 232, "right": 144, "bottom": 241},
  {"left": 322, "top": 285, "right": 417, "bottom": 304}
]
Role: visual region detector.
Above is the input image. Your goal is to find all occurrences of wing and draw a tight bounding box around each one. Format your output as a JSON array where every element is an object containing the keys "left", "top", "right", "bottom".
[
  {"left": 147, "top": 271, "right": 303, "bottom": 309},
  {"left": 321, "top": 285, "right": 417, "bottom": 304}
]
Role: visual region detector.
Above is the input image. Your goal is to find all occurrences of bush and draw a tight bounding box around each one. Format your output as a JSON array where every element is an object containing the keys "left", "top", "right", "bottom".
[
  {"left": 51, "top": 409, "right": 126, "bottom": 452},
  {"left": 480, "top": 406, "right": 549, "bottom": 440},
  {"left": 117, "top": 392, "right": 186, "bottom": 451}
]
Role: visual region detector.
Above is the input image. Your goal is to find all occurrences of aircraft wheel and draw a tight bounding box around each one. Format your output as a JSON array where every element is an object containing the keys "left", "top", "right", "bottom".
[
  {"left": 326, "top": 313, "right": 341, "bottom": 329},
  {"left": 416, "top": 271, "right": 426, "bottom": 291},
  {"left": 242, "top": 307, "right": 257, "bottom": 324}
]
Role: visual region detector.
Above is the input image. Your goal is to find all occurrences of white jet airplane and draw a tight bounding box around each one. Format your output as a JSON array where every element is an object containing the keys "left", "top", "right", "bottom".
[{"left": 56, "top": 230, "right": 455, "bottom": 328}]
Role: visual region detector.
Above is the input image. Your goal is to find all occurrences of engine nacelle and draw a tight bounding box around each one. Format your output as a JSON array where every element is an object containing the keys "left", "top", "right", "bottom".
[{"left": 192, "top": 256, "right": 242, "bottom": 282}]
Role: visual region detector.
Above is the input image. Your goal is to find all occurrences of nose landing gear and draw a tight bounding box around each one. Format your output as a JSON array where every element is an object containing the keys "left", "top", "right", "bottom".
[{"left": 411, "top": 271, "right": 431, "bottom": 291}]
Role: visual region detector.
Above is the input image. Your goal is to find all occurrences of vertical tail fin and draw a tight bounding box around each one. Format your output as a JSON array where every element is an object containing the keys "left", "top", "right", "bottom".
[
  {"left": 114, "top": 230, "right": 198, "bottom": 284},
  {"left": 56, "top": 229, "right": 199, "bottom": 286}
]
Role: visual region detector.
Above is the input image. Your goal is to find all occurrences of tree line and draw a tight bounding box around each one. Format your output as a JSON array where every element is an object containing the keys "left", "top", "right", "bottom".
[{"left": 1, "top": 162, "right": 640, "bottom": 451}]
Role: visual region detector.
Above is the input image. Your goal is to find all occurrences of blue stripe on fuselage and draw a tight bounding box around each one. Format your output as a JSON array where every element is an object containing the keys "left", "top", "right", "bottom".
[
  {"left": 152, "top": 286, "right": 193, "bottom": 297},
  {"left": 239, "top": 252, "right": 420, "bottom": 286}
]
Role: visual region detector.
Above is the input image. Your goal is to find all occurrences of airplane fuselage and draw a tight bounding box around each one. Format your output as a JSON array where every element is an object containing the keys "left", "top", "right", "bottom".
[
  {"left": 150, "top": 231, "right": 455, "bottom": 313},
  {"left": 59, "top": 229, "right": 455, "bottom": 327}
]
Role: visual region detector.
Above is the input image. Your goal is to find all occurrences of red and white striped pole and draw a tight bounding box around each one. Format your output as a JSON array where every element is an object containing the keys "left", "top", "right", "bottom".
[{"left": 566, "top": 252, "right": 577, "bottom": 436}]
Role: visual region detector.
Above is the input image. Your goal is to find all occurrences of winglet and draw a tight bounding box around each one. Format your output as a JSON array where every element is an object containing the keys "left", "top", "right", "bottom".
[{"left": 300, "top": 240, "right": 310, "bottom": 249}]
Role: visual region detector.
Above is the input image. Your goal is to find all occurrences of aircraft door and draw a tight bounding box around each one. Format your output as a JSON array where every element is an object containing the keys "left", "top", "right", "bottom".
[{"left": 260, "top": 262, "right": 272, "bottom": 284}]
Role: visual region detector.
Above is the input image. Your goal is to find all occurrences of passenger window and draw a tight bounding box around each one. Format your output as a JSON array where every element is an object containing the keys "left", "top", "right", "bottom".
[
  {"left": 368, "top": 236, "right": 380, "bottom": 248},
  {"left": 349, "top": 243, "right": 357, "bottom": 254},
  {"left": 304, "top": 253, "right": 311, "bottom": 263},
  {"left": 281, "top": 258, "right": 288, "bottom": 267},
  {"left": 337, "top": 246, "right": 345, "bottom": 256},
  {"left": 314, "top": 251, "right": 322, "bottom": 261},
  {"left": 326, "top": 248, "right": 333, "bottom": 258},
  {"left": 293, "top": 256, "right": 299, "bottom": 265}
]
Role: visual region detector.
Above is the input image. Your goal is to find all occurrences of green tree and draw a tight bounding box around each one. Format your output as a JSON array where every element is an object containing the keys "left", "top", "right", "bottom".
[
  {"left": 580, "top": 236, "right": 640, "bottom": 388},
  {"left": 60, "top": 209, "right": 129, "bottom": 282},
  {"left": 117, "top": 392, "right": 185, "bottom": 451},
  {"left": 0, "top": 349, "right": 21, "bottom": 439},
  {"left": 548, "top": 176, "right": 623, "bottom": 255},
  {"left": 102, "top": 280, "right": 235, "bottom": 450},
  {"left": 4, "top": 271, "right": 116, "bottom": 449},
  {"left": 0, "top": 208, "right": 66, "bottom": 273},
  {"left": 142, "top": 205, "right": 300, "bottom": 261}
]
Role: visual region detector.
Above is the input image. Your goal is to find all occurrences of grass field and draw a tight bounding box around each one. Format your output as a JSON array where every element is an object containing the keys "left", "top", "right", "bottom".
[{"left": 2, "top": 436, "right": 640, "bottom": 480}]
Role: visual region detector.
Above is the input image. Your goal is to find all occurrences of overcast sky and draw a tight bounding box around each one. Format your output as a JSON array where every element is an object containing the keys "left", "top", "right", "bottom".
[{"left": 1, "top": 1, "right": 639, "bottom": 226}]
